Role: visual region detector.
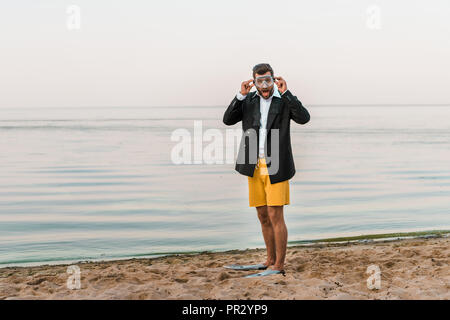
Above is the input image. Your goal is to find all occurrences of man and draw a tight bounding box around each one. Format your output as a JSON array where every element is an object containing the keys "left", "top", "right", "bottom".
[{"left": 223, "top": 63, "right": 310, "bottom": 277}]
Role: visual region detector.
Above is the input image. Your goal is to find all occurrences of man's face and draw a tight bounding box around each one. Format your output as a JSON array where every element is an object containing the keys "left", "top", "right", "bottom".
[{"left": 254, "top": 71, "right": 274, "bottom": 99}]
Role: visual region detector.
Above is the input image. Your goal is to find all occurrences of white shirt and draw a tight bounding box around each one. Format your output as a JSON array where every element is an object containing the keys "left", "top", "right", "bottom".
[{"left": 236, "top": 86, "right": 283, "bottom": 157}]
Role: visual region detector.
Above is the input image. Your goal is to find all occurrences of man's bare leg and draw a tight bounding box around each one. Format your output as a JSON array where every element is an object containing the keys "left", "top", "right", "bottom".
[
  {"left": 256, "top": 205, "right": 276, "bottom": 267},
  {"left": 267, "top": 205, "right": 288, "bottom": 271}
]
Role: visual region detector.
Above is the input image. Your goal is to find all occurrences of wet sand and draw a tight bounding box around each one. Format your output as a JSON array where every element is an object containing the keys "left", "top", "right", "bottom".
[{"left": 0, "top": 237, "right": 448, "bottom": 300}]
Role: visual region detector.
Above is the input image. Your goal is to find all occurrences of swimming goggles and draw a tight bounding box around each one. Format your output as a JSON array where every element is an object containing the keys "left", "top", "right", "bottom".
[{"left": 253, "top": 75, "right": 274, "bottom": 89}]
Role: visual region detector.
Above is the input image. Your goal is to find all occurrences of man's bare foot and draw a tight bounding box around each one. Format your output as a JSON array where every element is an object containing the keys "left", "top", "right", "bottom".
[
  {"left": 263, "top": 260, "right": 275, "bottom": 267},
  {"left": 271, "top": 264, "right": 284, "bottom": 271}
]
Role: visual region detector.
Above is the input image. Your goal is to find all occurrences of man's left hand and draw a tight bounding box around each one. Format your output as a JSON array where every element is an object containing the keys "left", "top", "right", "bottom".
[{"left": 274, "top": 76, "right": 287, "bottom": 94}]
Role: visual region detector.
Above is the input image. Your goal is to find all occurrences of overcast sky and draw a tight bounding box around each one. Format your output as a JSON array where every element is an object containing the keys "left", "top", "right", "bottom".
[{"left": 1, "top": 0, "right": 449, "bottom": 108}]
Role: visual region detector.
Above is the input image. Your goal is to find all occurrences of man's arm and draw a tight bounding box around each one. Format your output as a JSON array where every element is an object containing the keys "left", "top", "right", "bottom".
[
  {"left": 275, "top": 76, "right": 310, "bottom": 124},
  {"left": 223, "top": 95, "right": 244, "bottom": 125},
  {"left": 282, "top": 90, "right": 310, "bottom": 124},
  {"left": 223, "top": 79, "right": 253, "bottom": 125}
]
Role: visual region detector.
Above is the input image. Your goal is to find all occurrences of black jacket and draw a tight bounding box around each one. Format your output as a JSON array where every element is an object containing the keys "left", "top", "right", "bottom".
[{"left": 223, "top": 90, "right": 310, "bottom": 184}]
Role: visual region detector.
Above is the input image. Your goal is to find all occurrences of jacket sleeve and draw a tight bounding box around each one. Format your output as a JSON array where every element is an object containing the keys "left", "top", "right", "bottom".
[
  {"left": 282, "top": 90, "right": 310, "bottom": 124},
  {"left": 223, "top": 96, "right": 244, "bottom": 125}
]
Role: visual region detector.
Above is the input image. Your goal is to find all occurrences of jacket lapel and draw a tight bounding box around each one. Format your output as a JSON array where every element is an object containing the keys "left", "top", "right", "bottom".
[
  {"left": 266, "top": 96, "right": 281, "bottom": 130},
  {"left": 251, "top": 92, "right": 281, "bottom": 130},
  {"left": 251, "top": 93, "right": 261, "bottom": 128}
]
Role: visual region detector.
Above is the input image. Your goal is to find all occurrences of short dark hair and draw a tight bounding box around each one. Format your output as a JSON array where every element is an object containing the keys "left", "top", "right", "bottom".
[{"left": 252, "top": 63, "right": 274, "bottom": 78}]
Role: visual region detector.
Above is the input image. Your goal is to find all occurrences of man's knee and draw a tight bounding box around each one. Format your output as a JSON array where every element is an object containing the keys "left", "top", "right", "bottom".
[
  {"left": 256, "top": 206, "right": 270, "bottom": 225},
  {"left": 268, "top": 206, "right": 283, "bottom": 223}
]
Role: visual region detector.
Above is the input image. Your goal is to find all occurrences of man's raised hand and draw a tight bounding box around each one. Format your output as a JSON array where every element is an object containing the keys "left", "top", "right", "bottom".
[
  {"left": 274, "top": 76, "right": 287, "bottom": 94},
  {"left": 240, "top": 79, "right": 254, "bottom": 96}
]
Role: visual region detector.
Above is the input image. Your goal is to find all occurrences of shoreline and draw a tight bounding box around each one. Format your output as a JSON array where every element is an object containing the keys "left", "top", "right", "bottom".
[
  {"left": 1, "top": 229, "right": 449, "bottom": 269},
  {"left": 1, "top": 230, "right": 448, "bottom": 299}
]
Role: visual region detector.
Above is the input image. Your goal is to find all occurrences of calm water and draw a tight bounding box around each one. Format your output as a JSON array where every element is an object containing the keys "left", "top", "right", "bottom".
[{"left": 1, "top": 106, "right": 450, "bottom": 266}]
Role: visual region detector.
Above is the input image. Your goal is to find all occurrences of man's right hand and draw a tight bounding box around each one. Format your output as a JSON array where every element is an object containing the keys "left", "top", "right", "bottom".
[{"left": 240, "top": 79, "right": 254, "bottom": 96}]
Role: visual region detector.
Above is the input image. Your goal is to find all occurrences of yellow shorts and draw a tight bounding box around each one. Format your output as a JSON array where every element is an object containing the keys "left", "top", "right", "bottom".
[{"left": 247, "top": 158, "right": 290, "bottom": 207}]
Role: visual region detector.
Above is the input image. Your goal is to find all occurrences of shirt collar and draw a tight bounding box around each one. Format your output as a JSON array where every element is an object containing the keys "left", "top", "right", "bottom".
[{"left": 254, "top": 84, "right": 281, "bottom": 100}]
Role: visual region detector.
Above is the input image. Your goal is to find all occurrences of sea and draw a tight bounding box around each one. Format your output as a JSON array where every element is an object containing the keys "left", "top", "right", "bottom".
[{"left": 1, "top": 105, "right": 449, "bottom": 266}]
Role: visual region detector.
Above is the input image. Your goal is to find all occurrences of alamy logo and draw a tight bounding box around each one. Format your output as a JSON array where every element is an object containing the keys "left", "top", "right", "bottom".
[
  {"left": 170, "top": 121, "right": 279, "bottom": 174},
  {"left": 66, "top": 265, "right": 81, "bottom": 290},
  {"left": 366, "top": 264, "right": 381, "bottom": 290},
  {"left": 66, "top": 5, "right": 81, "bottom": 30},
  {"left": 366, "top": 5, "right": 382, "bottom": 30}
]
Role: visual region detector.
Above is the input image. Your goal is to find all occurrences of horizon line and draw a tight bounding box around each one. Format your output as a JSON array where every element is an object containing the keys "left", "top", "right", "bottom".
[{"left": 1, "top": 103, "right": 450, "bottom": 109}]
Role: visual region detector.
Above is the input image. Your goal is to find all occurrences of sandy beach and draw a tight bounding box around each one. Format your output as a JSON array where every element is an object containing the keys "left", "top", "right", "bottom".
[{"left": 0, "top": 236, "right": 448, "bottom": 300}]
